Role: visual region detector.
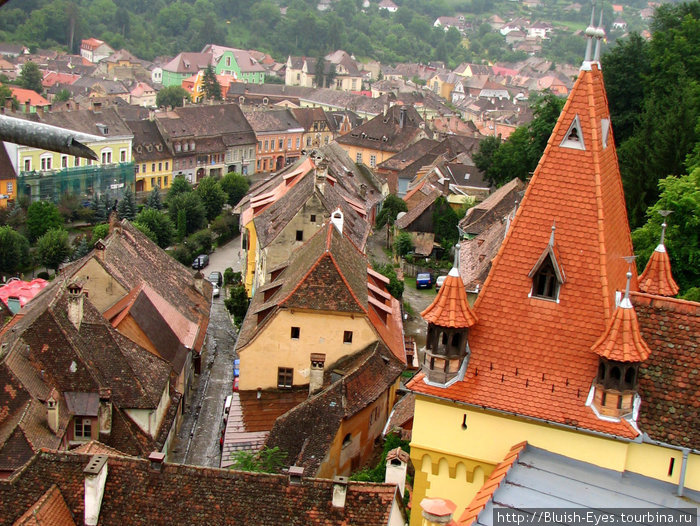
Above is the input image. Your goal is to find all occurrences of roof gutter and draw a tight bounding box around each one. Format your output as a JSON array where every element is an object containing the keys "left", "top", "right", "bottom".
[{"left": 415, "top": 390, "right": 640, "bottom": 444}]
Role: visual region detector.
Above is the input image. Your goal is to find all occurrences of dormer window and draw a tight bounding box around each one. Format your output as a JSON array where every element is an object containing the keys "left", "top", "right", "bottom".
[
  {"left": 175, "top": 142, "right": 181, "bottom": 152},
  {"left": 532, "top": 255, "right": 560, "bottom": 299},
  {"left": 560, "top": 115, "right": 585, "bottom": 150}
]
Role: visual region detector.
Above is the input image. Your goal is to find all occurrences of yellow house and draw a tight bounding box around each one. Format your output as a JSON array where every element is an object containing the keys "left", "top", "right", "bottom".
[
  {"left": 127, "top": 119, "right": 173, "bottom": 194},
  {"left": 0, "top": 144, "right": 16, "bottom": 207},
  {"left": 406, "top": 56, "right": 700, "bottom": 524},
  {"left": 12, "top": 108, "right": 134, "bottom": 202},
  {"left": 427, "top": 71, "right": 456, "bottom": 101},
  {"left": 234, "top": 218, "right": 405, "bottom": 391}
]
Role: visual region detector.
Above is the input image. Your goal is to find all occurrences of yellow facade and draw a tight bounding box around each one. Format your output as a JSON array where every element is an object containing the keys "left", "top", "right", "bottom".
[
  {"left": 19, "top": 139, "right": 132, "bottom": 174},
  {"left": 0, "top": 178, "right": 16, "bottom": 208},
  {"left": 134, "top": 158, "right": 174, "bottom": 193},
  {"left": 243, "top": 220, "right": 258, "bottom": 296},
  {"left": 237, "top": 308, "right": 380, "bottom": 390},
  {"left": 337, "top": 143, "right": 396, "bottom": 170},
  {"left": 409, "top": 395, "right": 700, "bottom": 525}
]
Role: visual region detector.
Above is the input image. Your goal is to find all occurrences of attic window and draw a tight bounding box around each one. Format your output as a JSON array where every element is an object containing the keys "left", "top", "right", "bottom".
[
  {"left": 136, "top": 145, "right": 143, "bottom": 154},
  {"left": 560, "top": 115, "right": 585, "bottom": 150},
  {"left": 96, "top": 123, "right": 108, "bottom": 135},
  {"left": 146, "top": 144, "right": 153, "bottom": 152},
  {"left": 156, "top": 144, "right": 163, "bottom": 152},
  {"left": 601, "top": 118, "right": 610, "bottom": 149},
  {"left": 531, "top": 255, "right": 560, "bottom": 300}
]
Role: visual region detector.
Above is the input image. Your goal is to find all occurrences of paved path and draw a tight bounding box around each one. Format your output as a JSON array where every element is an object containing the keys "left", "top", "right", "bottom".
[{"left": 169, "top": 237, "right": 242, "bottom": 467}]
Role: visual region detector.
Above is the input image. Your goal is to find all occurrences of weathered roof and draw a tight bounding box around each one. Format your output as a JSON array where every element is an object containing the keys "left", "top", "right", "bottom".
[
  {"left": 155, "top": 103, "right": 256, "bottom": 145},
  {"left": 633, "top": 292, "right": 700, "bottom": 449},
  {"left": 459, "top": 178, "right": 525, "bottom": 236},
  {"left": 126, "top": 119, "right": 170, "bottom": 162},
  {"left": 409, "top": 64, "right": 639, "bottom": 439},
  {"left": 243, "top": 108, "right": 303, "bottom": 133},
  {"left": 265, "top": 341, "right": 403, "bottom": 476},
  {"left": 162, "top": 52, "right": 212, "bottom": 74},
  {"left": 395, "top": 186, "right": 440, "bottom": 230},
  {"left": 376, "top": 138, "right": 439, "bottom": 173},
  {"left": 336, "top": 105, "right": 428, "bottom": 152},
  {"left": 12, "top": 484, "right": 76, "bottom": 526},
  {"left": 0, "top": 449, "right": 401, "bottom": 526},
  {"left": 38, "top": 107, "right": 131, "bottom": 138}
]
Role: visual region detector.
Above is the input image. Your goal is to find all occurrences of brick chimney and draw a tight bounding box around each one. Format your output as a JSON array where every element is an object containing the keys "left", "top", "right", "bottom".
[
  {"left": 84, "top": 455, "right": 108, "bottom": 526},
  {"left": 288, "top": 465, "right": 304, "bottom": 484},
  {"left": 309, "top": 353, "right": 325, "bottom": 396},
  {"left": 46, "top": 388, "right": 60, "bottom": 434},
  {"left": 332, "top": 476, "right": 348, "bottom": 508},
  {"left": 148, "top": 451, "right": 165, "bottom": 472},
  {"left": 67, "top": 281, "right": 85, "bottom": 331}
]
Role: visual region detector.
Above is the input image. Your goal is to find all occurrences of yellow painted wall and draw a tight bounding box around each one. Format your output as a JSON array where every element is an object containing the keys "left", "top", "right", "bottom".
[
  {"left": 410, "top": 395, "right": 700, "bottom": 526},
  {"left": 135, "top": 158, "right": 174, "bottom": 192},
  {"left": 19, "top": 140, "right": 132, "bottom": 172},
  {"left": 71, "top": 257, "right": 128, "bottom": 313},
  {"left": 336, "top": 143, "right": 396, "bottom": 169},
  {"left": 237, "top": 309, "right": 378, "bottom": 390},
  {"left": 244, "top": 220, "right": 257, "bottom": 296}
]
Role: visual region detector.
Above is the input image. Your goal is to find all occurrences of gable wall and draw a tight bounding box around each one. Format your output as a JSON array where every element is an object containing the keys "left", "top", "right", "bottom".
[{"left": 73, "top": 257, "right": 128, "bottom": 313}]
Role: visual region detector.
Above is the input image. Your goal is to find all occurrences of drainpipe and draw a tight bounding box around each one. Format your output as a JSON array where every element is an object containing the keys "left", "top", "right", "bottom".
[{"left": 677, "top": 448, "right": 690, "bottom": 497}]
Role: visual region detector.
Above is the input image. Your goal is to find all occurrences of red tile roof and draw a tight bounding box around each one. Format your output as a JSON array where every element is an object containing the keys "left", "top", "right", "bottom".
[
  {"left": 590, "top": 296, "right": 651, "bottom": 362},
  {"left": 8, "top": 87, "right": 50, "bottom": 107},
  {"left": 421, "top": 270, "right": 477, "bottom": 328},
  {"left": 409, "top": 64, "right": 639, "bottom": 439},
  {"left": 458, "top": 442, "right": 527, "bottom": 525},
  {"left": 12, "top": 484, "right": 76, "bottom": 526},
  {"left": 638, "top": 245, "right": 679, "bottom": 297}
]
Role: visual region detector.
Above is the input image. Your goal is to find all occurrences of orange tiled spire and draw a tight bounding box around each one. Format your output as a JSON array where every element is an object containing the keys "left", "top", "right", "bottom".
[
  {"left": 591, "top": 269, "right": 651, "bottom": 362},
  {"left": 638, "top": 213, "right": 679, "bottom": 296},
  {"left": 421, "top": 245, "right": 477, "bottom": 328}
]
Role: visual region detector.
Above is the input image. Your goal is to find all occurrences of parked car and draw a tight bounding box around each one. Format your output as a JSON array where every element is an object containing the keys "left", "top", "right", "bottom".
[
  {"left": 416, "top": 272, "right": 434, "bottom": 289},
  {"left": 435, "top": 275, "right": 447, "bottom": 291},
  {"left": 208, "top": 271, "right": 223, "bottom": 287},
  {"left": 192, "top": 254, "right": 209, "bottom": 270},
  {"left": 223, "top": 394, "right": 232, "bottom": 423},
  {"left": 212, "top": 285, "right": 220, "bottom": 298}
]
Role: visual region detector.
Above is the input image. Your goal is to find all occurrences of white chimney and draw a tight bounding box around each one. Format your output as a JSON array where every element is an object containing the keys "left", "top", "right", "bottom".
[
  {"left": 384, "top": 447, "right": 409, "bottom": 496},
  {"left": 331, "top": 209, "right": 344, "bottom": 235},
  {"left": 309, "top": 353, "right": 325, "bottom": 396},
  {"left": 84, "top": 455, "right": 108, "bottom": 526},
  {"left": 46, "top": 389, "right": 59, "bottom": 434},
  {"left": 98, "top": 388, "right": 112, "bottom": 436},
  {"left": 67, "top": 282, "right": 84, "bottom": 331},
  {"left": 332, "top": 476, "right": 348, "bottom": 508}
]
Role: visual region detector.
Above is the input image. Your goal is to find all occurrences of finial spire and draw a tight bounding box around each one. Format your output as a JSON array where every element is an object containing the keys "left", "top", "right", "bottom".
[
  {"left": 593, "top": 4, "right": 606, "bottom": 63},
  {"left": 621, "top": 255, "right": 637, "bottom": 308},
  {"left": 548, "top": 221, "right": 556, "bottom": 246},
  {"left": 583, "top": 1, "right": 597, "bottom": 65},
  {"left": 658, "top": 210, "right": 672, "bottom": 246}
]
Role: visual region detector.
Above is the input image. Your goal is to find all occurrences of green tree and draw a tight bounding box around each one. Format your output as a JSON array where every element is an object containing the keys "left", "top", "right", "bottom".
[
  {"left": 220, "top": 172, "right": 250, "bottom": 207},
  {"left": 156, "top": 85, "right": 191, "bottom": 108},
  {"left": 134, "top": 208, "right": 174, "bottom": 248},
  {"left": 91, "top": 223, "right": 109, "bottom": 244},
  {"left": 37, "top": 229, "right": 70, "bottom": 272},
  {"left": 71, "top": 235, "right": 91, "bottom": 261},
  {"left": 393, "top": 230, "right": 413, "bottom": 257},
  {"left": 168, "top": 192, "right": 207, "bottom": 236},
  {"left": 432, "top": 196, "right": 459, "bottom": 247},
  {"left": 116, "top": 187, "right": 136, "bottom": 220},
  {"left": 631, "top": 169, "right": 700, "bottom": 295},
  {"left": 195, "top": 176, "right": 227, "bottom": 221},
  {"left": 18, "top": 61, "right": 43, "bottom": 94},
  {"left": 0, "top": 84, "right": 18, "bottom": 110},
  {"left": 146, "top": 186, "right": 163, "bottom": 210},
  {"left": 55, "top": 88, "right": 71, "bottom": 103},
  {"left": 0, "top": 226, "right": 30, "bottom": 275},
  {"left": 202, "top": 65, "right": 222, "bottom": 101},
  {"left": 229, "top": 446, "right": 287, "bottom": 473},
  {"left": 376, "top": 194, "right": 408, "bottom": 228},
  {"left": 225, "top": 283, "right": 250, "bottom": 324},
  {"left": 167, "top": 175, "right": 192, "bottom": 202},
  {"left": 26, "top": 201, "right": 63, "bottom": 241}
]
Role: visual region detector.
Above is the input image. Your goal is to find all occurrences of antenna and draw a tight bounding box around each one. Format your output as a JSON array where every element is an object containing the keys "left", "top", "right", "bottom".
[
  {"left": 548, "top": 221, "right": 556, "bottom": 246},
  {"left": 448, "top": 243, "right": 461, "bottom": 277}
]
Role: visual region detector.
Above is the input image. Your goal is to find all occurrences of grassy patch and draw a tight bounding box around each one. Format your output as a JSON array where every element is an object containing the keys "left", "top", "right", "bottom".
[{"left": 404, "top": 276, "right": 437, "bottom": 295}]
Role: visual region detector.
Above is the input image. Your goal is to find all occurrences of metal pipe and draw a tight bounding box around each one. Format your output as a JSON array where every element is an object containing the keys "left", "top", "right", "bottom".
[
  {"left": 677, "top": 448, "right": 690, "bottom": 497},
  {"left": 0, "top": 115, "right": 99, "bottom": 160}
]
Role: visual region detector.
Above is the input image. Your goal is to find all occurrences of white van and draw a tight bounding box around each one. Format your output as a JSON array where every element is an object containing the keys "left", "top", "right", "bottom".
[{"left": 223, "top": 394, "right": 232, "bottom": 423}]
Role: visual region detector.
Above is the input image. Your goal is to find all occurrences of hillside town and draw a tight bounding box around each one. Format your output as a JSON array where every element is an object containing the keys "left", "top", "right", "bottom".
[{"left": 0, "top": 0, "right": 699, "bottom": 524}]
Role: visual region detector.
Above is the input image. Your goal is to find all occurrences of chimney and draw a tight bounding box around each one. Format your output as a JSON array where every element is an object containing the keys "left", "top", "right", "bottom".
[
  {"left": 359, "top": 183, "right": 367, "bottom": 199},
  {"left": 25, "top": 99, "right": 31, "bottom": 113},
  {"left": 331, "top": 209, "right": 344, "bottom": 234},
  {"left": 332, "top": 476, "right": 348, "bottom": 508},
  {"left": 98, "top": 388, "right": 112, "bottom": 436},
  {"left": 67, "top": 282, "right": 85, "bottom": 331},
  {"left": 47, "top": 389, "right": 60, "bottom": 434},
  {"left": 309, "top": 353, "right": 325, "bottom": 396},
  {"left": 83, "top": 455, "right": 108, "bottom": 526},
  {"left": 399, "top": 106, "right": 407, "bottom": 129},
  {"left": 316, "top": 161, "right": 328, "bottom": 195},
  {"left": 419, "top": 498, "right": 457, "bottom": 526},
  {"left": 193, "top": 271, "right": 204, "bottom": 295},
  {"left": 148, "top": 451, "right": 165, "bottom": 472},
  {"left": 108, "top": 211, "right": 120, "bottom": 234},
  {"left": 288, "top": 465, "right": 304, "bottom": 484},
  {"left": 384, "top": 447, "right": 409, "bottom": 496}
]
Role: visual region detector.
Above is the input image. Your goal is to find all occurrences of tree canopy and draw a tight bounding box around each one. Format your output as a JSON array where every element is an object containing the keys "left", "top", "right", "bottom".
[
  {"left": 18, "top": 61, "right": 43, "bottom": 94},
  {"left": 202, "top": 65, "right": 222, "bottom": 101},
  {"left": 195, "top": 176, "right": 227, "bottom": 221},
  {"left": 156, "top": 85, "right": 191, "bottom": 108},
  {"left": 37, "top": 228, "right": 70, "bottom": 272},
  {"left": 26, "top": 201, "right": 63, "bottom": 241},
  {"left": 220, "top": 172, "right": 250, "bottom": 207}
]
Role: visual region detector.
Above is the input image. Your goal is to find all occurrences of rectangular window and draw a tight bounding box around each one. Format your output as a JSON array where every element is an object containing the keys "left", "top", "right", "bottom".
[
  {"left": 278, "top": 139, "right": 283, "bottom": 150},
  {"left": 151, "top": 163, "right": 156, "bottom": 172},
  {"left": 290, "top": 326, "right": 300, "bottom": 339},
  {"left": 258, "top": 141, "right": 263, "bottom": 151},
  {"left": 343, "top": 331, "right": 353, "bottom": 344},
  {"left": 287, "top": 138, "right": 292, "bottom": 149},
  {"left": 74, "top": 418, "right": 92, "bottom": 439},
  {"left": 264, "top": 140, "right": 269, "bottom": 151},
  {"left": 296, "top": 137, "right": 300, "bottom": 148},
  {"left": 41, "top": 157, "right": 52, "bottom": 170},
  {"left": 24, "top": 159, "right": 30, "bottom": 171},
  {"left": 306, "top": 136, "right": 312, "bottom": 147},
  {"left": 164, "top": 176, "right": 168, "bottom": 187},
  {"left": 278, "top": 367, "right": 293, "bottom": 388},
  {"left": 120, "top": 149, "right": 127, "bottom": 162},
  {"left": 74, "top": 157, "right": 80, "bottom": 167},
  {"left": 7, "top": 182, "right": 13, "bottom": 193},
  {"left": 135, "top": 164, "right": 139, "bottom": 174},
  {"left": 310, "top": 214, "right": 316, "bottom": 222},
  {"left": 101, "top": 151, "right": 111, "bottom": 164},
  {"left": 158, "top": 162, "right": 162, "bottom": 171},
  {"left": 370, "top": 155, "right": 376, "bottom": 168},
  {"left": 295, "top": 230, "right": 303, "bottom": 241},
  {"left": 151, "top": 177, "right": 155, "bottom": 187},
  {"left": 61, "top": 155, "right": 68, "bottom": 168},
  {"left": 158, "top": 176, "right": 162, "bottom": 186},
  {"left": 324, "top": 136, "right": 330, "bottom": 145},
  {"left": 165, "top": 161, "right": 169, "bottom": 170},
  {"left": 356, "top": 152, "right": 362, "bottom": 163},
  {"left": 142, "top": 164, "right": 146, "bottom": 173}
]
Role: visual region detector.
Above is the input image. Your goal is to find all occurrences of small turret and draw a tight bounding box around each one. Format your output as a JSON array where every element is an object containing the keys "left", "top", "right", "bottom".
[{"left": 638, "top": 210, "right": 679, "bottom": 296}]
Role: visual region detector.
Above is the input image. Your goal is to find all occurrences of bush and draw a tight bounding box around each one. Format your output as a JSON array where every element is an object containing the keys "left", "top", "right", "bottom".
[
  {"left": 224, "top": 267, "right": 241, "bottom": 285},
  {"left": 135, "top": 208, "right": 174, "bottom": 248},
  {"left": 394, "top": 231, "right": 413, "bottom": 257},
  {"left": 350, "top": 432, "right": 409, "bottom": 482},
  {"left": 186, "top": 229, "right": 213, "bottom": 256},
  {"left": 91, "top": 223, "right": 109, "bottom": 244},
  {"left": 170, "top": 244, "right": 193, "bottom": 266},
  {"left": 373, "top": 263, "right": 404, "bottom": 299},
  {"left": 211, "top": 213, "right": 239, "bottom": 244},
  {"left": 225, "top": 283, "right": 249, "bottom": 325},
  {"left": 37, "top": 271, "right": 50, "bottom": 280}
]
